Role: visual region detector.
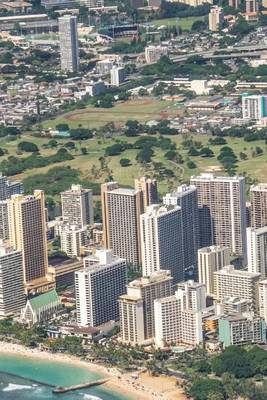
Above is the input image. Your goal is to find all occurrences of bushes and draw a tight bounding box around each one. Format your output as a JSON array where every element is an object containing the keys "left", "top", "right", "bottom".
[{"left": 18, "top": 141, "right": 39, "bottom": 153}]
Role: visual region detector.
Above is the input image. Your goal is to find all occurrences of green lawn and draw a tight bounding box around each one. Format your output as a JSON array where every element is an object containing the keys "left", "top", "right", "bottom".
[
  {"left": 3, "top": 133, "right": 266, "bottom": 196},
  {"left": 42, "top": 99, "right": 178, "bottom": 130},
  {"left": 150, "top": 16, "right": 205, "bottom": 30}
]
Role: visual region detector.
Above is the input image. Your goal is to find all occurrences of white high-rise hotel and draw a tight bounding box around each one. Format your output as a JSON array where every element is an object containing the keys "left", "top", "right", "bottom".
[
  {"left": 191, "top": 174, "right": 247, "bottom": 262},
  {"left": 61, "top": 184, "right": 94, "bottom": 227},
  {"left": 58, "top": 15, "right": 79, "bottom": 72},
  {"left": 75, "top": 249, "right": 127, "bottom": 327},
  {"left": 140, "top": 204, "right": 184, "bottom": 283}
]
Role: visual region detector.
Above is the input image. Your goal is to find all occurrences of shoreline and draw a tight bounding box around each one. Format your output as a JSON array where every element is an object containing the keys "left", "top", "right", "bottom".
[{"left": 0, "top": 341, "right": 188, "bottom": 400}]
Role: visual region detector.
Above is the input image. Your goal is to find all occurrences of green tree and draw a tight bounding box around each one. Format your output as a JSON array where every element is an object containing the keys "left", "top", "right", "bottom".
[{"left": 18, "top": 141, "right": 39, "bottom": 153}]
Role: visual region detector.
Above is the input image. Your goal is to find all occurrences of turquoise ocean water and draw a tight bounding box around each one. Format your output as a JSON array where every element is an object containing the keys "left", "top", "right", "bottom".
[{"left": 0, "top": 353, "right": 131, "bottom": 400}]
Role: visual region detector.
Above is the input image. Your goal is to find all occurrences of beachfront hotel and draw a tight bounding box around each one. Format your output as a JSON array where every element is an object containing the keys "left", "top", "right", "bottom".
[{"left": 75, "top": 249, "right": 127, "bottom": 327}]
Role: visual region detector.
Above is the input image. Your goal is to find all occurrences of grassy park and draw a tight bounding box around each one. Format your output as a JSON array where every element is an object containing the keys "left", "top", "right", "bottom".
[{"left": 1, "top": 132, "right": 266, "bottom": 198}]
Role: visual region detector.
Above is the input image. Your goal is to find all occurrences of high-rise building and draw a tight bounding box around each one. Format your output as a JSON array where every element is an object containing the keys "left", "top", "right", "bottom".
[
  {"left": 0, "top": 241, "right": 25, "bottom": 317},
  {"left": 245, "top": 0, "right": 259, "bottom": 13},
  {"left": 154, "top": 282, "right": 204, "bottom": 348},
  {"left": 110, "top": 66, "right": 125, "bottom": 86},
  {"left": 101, "top": 182, "right": 142, "bottom": 268},
  {"left": 198, "top": 245, "right": 230, "bottom": 296},
  {"left": 0, "top": 174, "right": 23, "bottom": 200},
  {"left": 214, "top": 265, "right": 261, "bottom": 310},
  {"left": 209, "top": 6, "right": 224, "bottom": 31},
  {"left": 191, "top": 173, "right": 247, "bottom": 261},
  {"left": 259, "top": 280, "right": 267, "bottom": 323},
  {"left": 163, "top": 184, "right": 199, "bottom": 273},
  {"left": 140, "top": 204, "right": 183, "bottom": 283},
  {"left": 60, "top": 225, "right": 88, "bottom": 258},
  {"left": 61, "top": 184, "right": 93, "bottom": 227},
  {"left": 134, "top": 176, "right": 158, "bottom": 211},
  {"left": 219, "top": 314, "right": 265, "bottom": 347},
  {"left": 250, "top": 184, "right": 267, "bottom": 228},
  {"left": 118, "top": 295, "right": 145, "bottom": 344},
  {"left": 242, "top": 95, "right": 267, "bottom": 120},
  {"left": 228, "top": 0, "right": 240, "bottom": 8},
  {"left": 58, "top": 15, "right": 79, "bottom": 72},
  {"left": 0, "top": 201, "right": 9, "bottom": 240},
  {"left": 75, "top": 249, "right": 127, "bottom": 327},
  {"left": 144, "top": 45, "right": 168, "bottom": 64},
  {"left": 247, "top": 226, "right": 267, "bottom": 278},
  {"left": 119, "top": 270, "right": 173, "bottom": 343},
  {"left": 218, "top": 296, "right": 252, "bottom": 315},
  {"left": 0, "top": 175, "right": 23, "bottom": 240},
  {"left": 8, "top": 191, "right": 51, "bottom": 293}
]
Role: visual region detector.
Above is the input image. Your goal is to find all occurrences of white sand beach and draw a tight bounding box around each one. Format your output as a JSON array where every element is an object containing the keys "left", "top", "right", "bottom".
[{"left": 0, "top": 341, "right": 188, "bottom": 400}]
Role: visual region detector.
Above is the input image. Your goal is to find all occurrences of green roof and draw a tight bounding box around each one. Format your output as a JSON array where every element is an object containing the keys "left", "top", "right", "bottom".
[{"left": 29, "top": 289, "right": 60, "bottom": 312}]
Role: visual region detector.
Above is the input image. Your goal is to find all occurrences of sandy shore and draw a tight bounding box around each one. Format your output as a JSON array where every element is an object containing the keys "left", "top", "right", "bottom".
[{"left": 0, "top": 341, "right": 188, "bottom": 400}]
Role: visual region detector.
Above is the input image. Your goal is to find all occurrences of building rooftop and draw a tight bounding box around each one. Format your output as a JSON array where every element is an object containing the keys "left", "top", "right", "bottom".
[
  {"left": 191, "top": 173, "right": 244, "bottom": 182},
  {"left": 250, "top": 183, "right": 267, "bottom": 192},
  {"left": 119, "top": 294, "right": 143, "bottom": 302},
  {"left": 128, "top": 270, "right": 172, "bottom": 288},
  {"left": 198, "top": 245, "right": 229, "bottom": 253},
  {"left": 214, "top": 265, "right": 261, "bottom": 278},
  {"left": 108, "top": 187, "right": 138, "bottom": 196}
]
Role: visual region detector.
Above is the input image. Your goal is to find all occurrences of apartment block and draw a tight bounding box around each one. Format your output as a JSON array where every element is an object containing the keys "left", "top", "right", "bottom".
[
  {"left": 242, "top": 95, "right": 267, "bottom": 120},
  {"left": 60, "top": 225, "right": 88, "bottom": 258},
  {"left": 191, "top": 173, "right": 247, "bottom": 262},
  {"left": 214, "top": 265, "right": 261, "bottom": 310},
  {"left": 198, "top": 245, "right": 230, "bottom": 296},
  {"left": 163, "top": 184, "right": 199, "bottom": 273},
  {"left": 101, "top": 182, "right": 142, "bottom": 268},
  {"left": 0, "top": 201, "right": 9, "bottom": 240},
  {"left": 247, "top": 226, "right": 267, "bottom": 278},
  {"left": 259, "top": 280, "right": 267, "bottom": 324},
  {"left": 58, "top": 15, "right": 79, "bottom": 72},
  {"left": 75, "top": 249, "right": 127, "bottom": 327},
  {"left": 61, "top": 184, "right": 93, "bottom": 227},
  {"left": 0, "top": 241, "right": 25, "bottom": 317},
  {"left": 140, "top": 204, "right": 183, "bottom": 283},
  {"left": 209, "top": 6, "right": 224, "bottom": 31},
  {"left": 250, "top": 184, "right": 267, "bottom": 228}
]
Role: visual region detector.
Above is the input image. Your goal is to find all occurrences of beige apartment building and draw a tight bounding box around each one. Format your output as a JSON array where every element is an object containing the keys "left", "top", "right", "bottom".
[
  {"left": 198, "top": 245, "right": 230, "bottom": 296},
  {"left": 119, "top": 270, "right": 173, "bottom": 343},
  {"left": 101, "top": 182, "right": 142, "bottom": 268},
  {"left": 8, "top": 190, "right": 53, "bottom": 294},
  {"left": 250, "top": 184, "right": 267, "bottom": 229},
  {"left": 134, "top": 176, "right": 158, "bottom": 211},
  {"left": 190, "top": 174, "right": 247, "bottom": 262}
]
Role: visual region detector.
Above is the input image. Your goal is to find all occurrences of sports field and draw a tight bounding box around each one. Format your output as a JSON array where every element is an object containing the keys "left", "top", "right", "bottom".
[
  {"left": 42, "top": 99, "right": 179, "bottom": 130},
  {"left": 150, "top": 16, "right": 206, "bottom": 30}
]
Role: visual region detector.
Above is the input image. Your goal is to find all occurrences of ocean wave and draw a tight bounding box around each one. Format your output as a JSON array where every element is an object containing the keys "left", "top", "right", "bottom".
[
  {"left": 83, "top": 395, "right": 103, "bottom": 400},
  {"left": 3, "top": 383, "right": 33, "bottom": 392}
]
